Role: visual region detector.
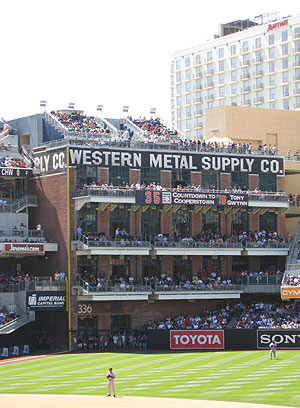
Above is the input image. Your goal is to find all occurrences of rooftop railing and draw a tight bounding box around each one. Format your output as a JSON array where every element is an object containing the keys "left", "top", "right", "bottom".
[
  {"left": 0, "top": 277, "right": 66, "bottom": 292},
  {"left": 0, "top": 195, "right": 37, "bottom": 213},
  {"left": 0, "top": 228, "right": 45, "bottom": 239}
]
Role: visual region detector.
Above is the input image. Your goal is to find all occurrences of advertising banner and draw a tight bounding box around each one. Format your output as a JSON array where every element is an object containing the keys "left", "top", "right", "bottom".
[
  {"left": 33, "top": 146, "right": 284, "bottom": 176},
  {"left": 27, "top": 291, "right": 66, "bottom": 311},
  {"left": 170, "top": 330, "right": 224, "bottom": 350},
  {"left": 257, "top": 330, "right": 300, "bottom": 349},
  {"left": 3, "top": 243, "right": 44, "bottom": 255},
  {"left": 281, "top": 287, "right": 300, "bottom": 299},
  {"left": 136, "top": 190, "right": 248, "bottom": 207}
]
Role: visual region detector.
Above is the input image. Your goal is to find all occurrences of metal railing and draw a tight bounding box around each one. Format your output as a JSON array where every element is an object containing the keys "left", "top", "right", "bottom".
[
  {"left": 0, "top": 312, "right": 35, "bottom": 334},
  {"left": 0, "top": 277, "right": 66, "bottom": 292},
  {"left": 152, "top": 240, "right": 242, "bottom": 248},
  {"left": 79, "top": 279, "right": 152, "bottom": 293},
  {"left": 153, "top": 283, "right": 238, "bottom": 291},
  {"left": 0, "top": 227, "right": 45, "bottom": 239},
  {"left": 0, "top": 195, "right": 37, "bottom": 213},
  {"left": 36, "top": 134, "right": 283, "bottom": 157},
  {"left": 235, "top": 275, "right": 282, "bottom": 285},
  {"left": 76, "top": 233, "right": 151, "bottom": 248}
]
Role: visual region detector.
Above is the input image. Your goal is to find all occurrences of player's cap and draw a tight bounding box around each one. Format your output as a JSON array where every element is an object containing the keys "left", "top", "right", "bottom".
[{"left": 109, "top": 368, "right": 113, "bottom": 370}]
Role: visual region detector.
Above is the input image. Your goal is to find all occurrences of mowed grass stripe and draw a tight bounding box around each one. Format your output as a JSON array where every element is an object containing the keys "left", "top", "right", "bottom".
[{"left": 1, "top": 352, "right": 300, "bottom": 406}]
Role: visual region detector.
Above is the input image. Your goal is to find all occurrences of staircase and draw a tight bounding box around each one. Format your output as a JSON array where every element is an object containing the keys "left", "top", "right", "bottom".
[
  {"left": 283, "top": 220, "right": 300, "bottom": 278},
  {"left": 0, "top": 195, "right": 37, "bottom": 213},
  {"left": 0, "top": 312, "right": 35, "bottom": 335}
]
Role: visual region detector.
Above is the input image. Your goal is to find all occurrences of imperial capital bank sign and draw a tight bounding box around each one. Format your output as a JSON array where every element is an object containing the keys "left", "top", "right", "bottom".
[
  {"left": 170, "top": 330, "right": 224, "bottom": 350},
  {"left": 33, "top": 147, "right": 284, "bottom": 176}
]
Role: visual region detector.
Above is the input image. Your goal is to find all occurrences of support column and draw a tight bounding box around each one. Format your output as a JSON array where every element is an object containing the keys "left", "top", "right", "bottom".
[
  {"left": 98, "top": 209, "right": 110, "bottom": 236},
  {"left": 161, "top": 256, "right": 173, "bottom": 278},
  {"left": 129, "top": 169, "right": 141, "bottom": 185},
  {"left": 249, "top": 174, "right": 259, "bottom": 191},
  {"left": 98, "top": 168, "right": 109, "bottom": 184},
  {"left": 161, "top": 170, "right": 172, "bottom": 188},
  {"left": 277, "top": 175, "right": 285, "bottom": 192},
  {"left": 161, "top": 212, "right": 172, "bottom": 236},
  {"left": 191, "top": 212, "right": 202, "bottom": 237},
  {"left": 220, "top": 173, "right": 231, "bottom": 190},
  {"left": 277, "top": 214, "right": 286, "bottom": 235}
]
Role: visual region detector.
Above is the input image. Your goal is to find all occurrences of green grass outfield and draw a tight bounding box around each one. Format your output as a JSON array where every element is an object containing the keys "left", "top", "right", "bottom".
[{"left": 1, "top": 351, "right": 300, "bottom": 407}]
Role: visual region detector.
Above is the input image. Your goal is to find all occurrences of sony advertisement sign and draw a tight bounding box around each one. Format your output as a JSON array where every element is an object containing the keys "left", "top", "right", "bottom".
[
  {"left": 33, "top": 147, "right": 284, "bottom": 176},
  {"left": 27, "top": 291, "right": 66, "bottom": 311},
  {"left": 136, "top": 190, "right": 248, "bottom": 207},
  {"left": 170, "top": 330, "right": 224, "bottom": 350},
  {"left": 257, "top": 330, "right": 300, "bottom": 349}
]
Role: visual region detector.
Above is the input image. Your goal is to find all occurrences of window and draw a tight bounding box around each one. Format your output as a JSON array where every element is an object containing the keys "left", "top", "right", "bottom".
[
  {"left": 283, "top": 99, "right": 289, "bottom": 110},
  {"left": 175, "top": 59, "right": 181, "bottom": 70},
  {"left": 269, "top": 88, "right": 276, "bottom": 99},
  {"left": 232, "top": 212, "right": 248, "bottom": 233},
  {"left": 186, "top": 119, "right": 191, "bottom": 129},
  {"left": 207, "top": 63, "right": 213, "bottom": 73},
  {"left": 282, "top": 30, "right": 288, "bottom": 42},
  {"left": 207, "top": 89, "right": 214, "bottom": 99},
  {"left": 207, "top": 76, "right": 214, "bottom": 87},
  {"left": 231, "top": 44, "right": 236, "bottom": 56},
  {"left": 172, "top": 209, "right": 190, "bottom": 238},
  {"left": 231, "top": 84, "right": 237, "bottom": 95},
  {"left": 268, "top": 34, "right": 274, "bottom": 45},
  {"left": 282, "top": 44, "right": 288, "bottom": 55},
  {"left": 231, "top": 70, "right": 237, "bottom": 81},
  {"left": 243, "top": 55, "right": 249, "bottom": 65},
  {"left": 260, "top": 212, "right": 276, "bottom": 232},
  {"left": 231, "top": 96, "right": 237, "bottom": 105},
  {"left": 176, "top": 96, "right": 182, "bottom": 106},
  {"left": 197, "top": 129, "right": 203, "bottom": 139},
  {"left": 296, "top": 55, "right": 300, "bottom": 66},
  {"left": 243, "top": 95, "right": 250, "bottom": 105},
  {"left": 196, "top": 91, "right": 202, "bottom": 102},
  {"left": 141, "top": 168, "right": 160, "bottom": 186},
  {"left": 111, "top": 315, "right": 130, "bottom": 330},
  {"left": 77, "top": 204, "right": 97, "bottom": 233},
  {"left": 186, "top": 107, "right": 191, "bottom": 117},
  {"left": 172, "top": 170, "right": 190, "bottom": 188},
  {"left": 185, "top": 82, "right": 191, "bottom": 92},
  {"left": 185, "top": 57, "right": 190, "bottom": 67},
  {"left": 219, "top": 73, "right": 224, "bottom": 84},
  {"left": 256, "top": 64, "right": 263, "bottom": 75},
  {"left": 296, "top": 40, "right": 300, "bottom": 52},
  {"left": 218, "top": 48, "right": 224, "bottom": 59},
  {"left": 242, "top": 41, "right": 248, "bottom": 52},
  {"left": 171, "top": 63, "right": 174, "bottom": 73},
  {"left": 177, "top": 109, "right": 182, "bottom": 119},
  {"left": 202, "top": 170, "right": 219, "bottom": 189},
  {"left": 243, "top": 67, "right": 250, "bottom": 78},
  {"left": 185, "top": 94, "right": 191, "bottom": 104},
  {"left": 269, "top": 102, "right": 276, "bottom": 109},
  {"left": 77, "top": 256, "right": 97, "bottom": 276},
  {"left": 296, "top": 68, "right": 300, "bottom": 79},
  {"left": 207, "top": 50, "right": 212, "bottom": 61},
  {"left": 171, "top": 112, "right": 175, "bottom": 121},
  {"left": 195, "top": 54, "right": 201, "bottom": 65},
  {"left": 256, "top": 51, "right": 262, "bottom": 62},
  {"left": 185, "top": 69, "right": 191, "bottom": 80},
  {"left": 141, "top": 209, "right": 160, "bottom": 238},
  {"left": 202, "top": 211, "right": 219, "bottom": 233},
  {"left": 177, "top": 121, "right": 182, "bottom": 131},
  {"left": 196, "top": 67, "right": 202, "bottom": 77},
  {"left": 269, "top": 61, "right": 275, "bottom": 73},
  {"left": 296, "top": 96, "right": 300, "bottom": 108},
  {"left": 231, "top": 58, "right": 237, "bottom": 68},
  {"left": 109, "top": 167, "right": 129, "bottom": 186},
  {"left": 76, "top": 164, "right": 97, "bottom": 186},
  {"left": 268, "top": 47, "right": 275, "bottom": 59},
  {"left": 282, "top": 58, "right": 288, "bottom": 70},
  {"left": 196, "top": 117, "right": 203, "bottom": 127},
  {"left": 196, "top": 104, "right": 202, "bottom": 114},
  {"left": 176, "top": 72, "right": 182, "bottom": 82},
  {"left": 110, "top": 207, "right": 129, "bottom": 236},
  {"left": 259, "top": 174, "right": 276, "bottom": 192},
  {"left": 283, "top": 85, "right": 289, "bottom": 97},
  {"left": 256, "top": 77, "right": 263, "bottom": 88},
  {"left": 295, "top": 27, "right": 300, "bottom": 38},
  {"left": 219, "top": 60, "right": 224, "bottom": 71},
  {"left": 244, "top": 80, "right": 250, "bottom": 91},
  {"left": 176, "top": 84, "right": 181, "bottom": 94},
  {"left": 207, "top": 101, "right": 214, "bottom": 108},
  {"left": 219, "top": 99, "right": 225, "bottom": 106},
  {"left": 296, "top": 83, "right": 300, "bottom": 94},
  {"left": 255, "top": 37, "right": 261, "bottom": 49},
  {"left": 78, "top": 315, "right": 97, "bottom": 330},
  {"left": 219, "top": 86, "right": 225, "bottom": 97},
  {"left": 282, "top": 71, "right": 289, "bottom": 83},
  {"left": 196, "top": 79, "right": 202, "bottom": 90},
  {"left": 269, "top": 74, "right": 275, "bottom": 86}
]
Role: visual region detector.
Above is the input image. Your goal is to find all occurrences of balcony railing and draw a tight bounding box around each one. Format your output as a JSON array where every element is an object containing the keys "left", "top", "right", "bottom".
[
  {"left": 79, "top": 278, "right": 152, "bottom": 293},
  {"left": 235, "top": 275, "right": 282, "bottom": 285},
  {"left": 0, "top": 277, "right": 66, "bottom": 292},
  {"left": 0, "top": 195, "right": 37, "bottom": 213},
  {"left": 0, "top": 228, "right": 46, "bottom": 239}
]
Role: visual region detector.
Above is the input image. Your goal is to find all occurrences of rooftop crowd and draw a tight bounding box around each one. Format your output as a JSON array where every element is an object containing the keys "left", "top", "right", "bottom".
[
  {"left": 0, "top": 118, "right": 12, "bottom": 135},
  {"left": 282, "top": 272, "right": 300, "bottom": 286},
  {"left": 51, "top": 111, "right": 109, "bottom": 136},
  {"left": 0, "top": 304, "right": 17, "bottom": 328},
  {"left": 0, "top": 155, "right": 27, "bottom": 168}
]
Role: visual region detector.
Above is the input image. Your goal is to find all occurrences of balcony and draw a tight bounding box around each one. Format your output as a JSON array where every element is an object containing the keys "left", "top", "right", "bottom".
[
  {"left": 194, "top": 97, "right": 203, "bottom": 103},
  {"left": 253, "top": 97, "right": 264, "bottom": 104},
  {"left": 194, "top": 122, "right": 203, "bottom": 128},
  {"left": 294, "top": 103, "right": 300, "bottom": 109},
  {"left": 205, "top": 81, "right": 214, "bottom": 88},
  {"left": 294, "top": 89, "right": 300, "bottom": 95},
  {"left": 240, "top": 47, "right": 249, "bottom": 54},
  {"left": 241, "top": 100, "right": 251, "bottom": 106},
  {"left": 0, "top": 195, "right": 37, "bottom": 213},
  {"left": 194, "top": 109, "right": 203, "bottom": 116},
  {"left": 254, "top": 70, "right": 263, "bottom": 77},
  {"left": 240, "top": 73, "right": 251, "bottom": 80},
  {"left": 205, "top": 69, "right": 214, "bottom": 76},
  {"left": 294, "top": 74, "right": 300, "bottom": 81},
  {"left": 241, "top": 86, "right": 251, "bottom": 93},
  {"left": 253, "top": 84, "right": 264, "bottom": 90},
  {"left": 235, "top": 275, "right": 282, "bottom": 294},
  {"left": 253, "top": 57, "right": 263, "bottom": 64},
  {"left": 241, "top": 60, "right": 251, "bottom": 67},
  {"left": 293, "top": 47, "right": 300, "bottom": 54}
]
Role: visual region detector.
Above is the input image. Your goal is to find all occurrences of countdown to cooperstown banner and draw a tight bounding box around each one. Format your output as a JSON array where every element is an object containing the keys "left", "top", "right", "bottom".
[
  {"left": 33, "top": 147, "right": 284, "bottom": 175},
  {"left": 136, "top": 190, "right": 248, "bottom": 207}
]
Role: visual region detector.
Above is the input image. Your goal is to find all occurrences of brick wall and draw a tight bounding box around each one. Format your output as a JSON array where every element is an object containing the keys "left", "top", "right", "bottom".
[
  {"left": 129, "top": 169, "right": 141, "bottom": 185},
  {"left": 98, "top": 167, "right": 109, "bottom": 184},
  {"left": 249, "top": 214, "right": 259, "bottom": 231},
  {"left": 277, "top": 175, "right": 285, "bottom": 192},
  {"left": 191, "top": 172, "right": 201, "bottom": 186},
  {"left": 161, "top": 212, "right": 172, "bottom": 236},
  {"left": 129, "top": 210, "right": 141, "bottom": 236},
  {"left": 191, "top": 212, "right": 202, "bottom": 236},
  {"left": 277, "top": 214, "right": 286, "bottom": 235},
  {"left": 220, "top": 173, "right": 231, "bottom": 190},
  {"left": 249, "top": 256, "right": 260, "bottom": 271},
  {"left": 160, "top": 170, "right": 172, "bottom": 188},
  {"left": 161, "top": 256, "right": 173, "bottom": 277},
  {"left": 192, "top": 256, "right": 202, "bottom": 275},
  {"left": 97, "top": 209, "right": 110, "bottom": 236},
  {"left": 220, "top": 213, "right": 231, "bottom": 236},
  {"left": 249, "top": 174, "right": 259, "bottom": 190}
]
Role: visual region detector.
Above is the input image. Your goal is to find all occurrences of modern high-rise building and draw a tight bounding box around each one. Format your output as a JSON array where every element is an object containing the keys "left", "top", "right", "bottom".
[{"left": 170, "top": 14, "right": 300, "bottom": 140}]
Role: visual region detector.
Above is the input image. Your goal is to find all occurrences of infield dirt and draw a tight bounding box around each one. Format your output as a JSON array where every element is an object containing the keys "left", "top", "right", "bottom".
[{"left": 1, "top": 394, "right": 295, "bottom": 408}]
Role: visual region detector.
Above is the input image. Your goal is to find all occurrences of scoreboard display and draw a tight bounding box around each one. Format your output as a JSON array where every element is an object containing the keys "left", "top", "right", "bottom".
[{"left": 135, "top": 190, "right": 248, "bottom": 207}]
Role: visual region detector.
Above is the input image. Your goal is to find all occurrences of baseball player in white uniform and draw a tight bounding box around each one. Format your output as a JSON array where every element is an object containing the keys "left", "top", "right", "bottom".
[
  {"left": 269, "top": 341, "right": 277, "bottom": 360},
  {"left": 106, "top": 367, "right": 116, "bottom": 397}
]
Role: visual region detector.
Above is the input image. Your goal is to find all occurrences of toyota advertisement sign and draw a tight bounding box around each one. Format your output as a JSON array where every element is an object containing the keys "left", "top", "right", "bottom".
[
  {"left": 170, "top": 330, "right": 224, "bottom": 350},
  {"left": 257, "top": 330, "right": 300, "bottom": 349}
]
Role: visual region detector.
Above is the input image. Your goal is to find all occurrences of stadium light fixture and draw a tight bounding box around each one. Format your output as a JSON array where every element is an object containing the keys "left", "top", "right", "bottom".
[
  {"left": 150, "top": 108, "right": 156, "bottom": 116},
  {"left": 123, "top": 105, "right": 129, "bottom": 114},
  {"left": 68, "top": 102, "right": 75, "bottom": 110},
  {"left": 97, "top": 105, "right": 103, "bottom": 112}
]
